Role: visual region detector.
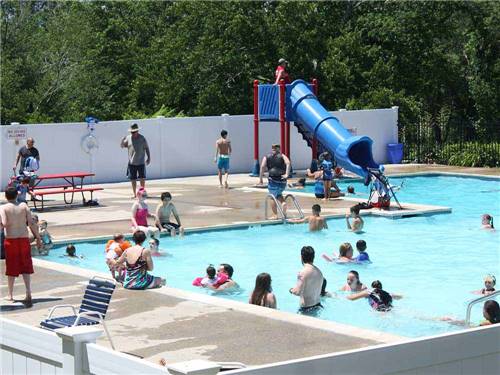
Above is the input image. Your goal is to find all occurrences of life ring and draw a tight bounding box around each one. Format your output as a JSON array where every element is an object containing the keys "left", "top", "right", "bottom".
[{"left": 81, "top": 134, "right": 99, "bottom": 154}]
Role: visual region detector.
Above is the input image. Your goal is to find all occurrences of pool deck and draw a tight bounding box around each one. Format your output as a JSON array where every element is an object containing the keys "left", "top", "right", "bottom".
[{"left": 1, "top": 164, "right": 499, "bottom": 367}]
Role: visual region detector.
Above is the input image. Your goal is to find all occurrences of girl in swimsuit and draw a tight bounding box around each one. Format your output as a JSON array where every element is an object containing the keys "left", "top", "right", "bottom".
[
  {"left": 131, "top": 188, "right": 159, "bottom": 238},
  {"left": 112, "top": 230, "right": 165, "bottom": 290},
  {"left": 249, "top": 273, "right": 277, "bottom": 309}
]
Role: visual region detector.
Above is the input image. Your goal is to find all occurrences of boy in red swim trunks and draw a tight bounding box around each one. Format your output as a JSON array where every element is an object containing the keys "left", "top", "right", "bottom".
[{"left": 0, "top": 187, "right": 42, "bottom": 306}]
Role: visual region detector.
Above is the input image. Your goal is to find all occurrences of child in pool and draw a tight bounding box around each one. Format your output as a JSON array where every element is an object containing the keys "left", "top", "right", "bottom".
[
  {"left": 481, "top": 214, "right": 494, "bottom": 230},
  {"left": 354, "top": 240, "right": 370, "bottom": 262},
  {"left": 472, "top": 275, "right": 496, "bottom": 295},
  {"left": 192, "top": 265, "right": 228, "bottom": 287},
  {"left": 38, "top": 220, "right": 53, "bottom": 255},
  {"left": 105, "top": 233, "right": 131, "bottom": 281},
  {"left": 64, "top": 244, "right": 83, "bottom": 259}
]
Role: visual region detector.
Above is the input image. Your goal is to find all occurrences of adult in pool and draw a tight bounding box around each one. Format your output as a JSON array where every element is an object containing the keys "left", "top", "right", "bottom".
[
  {"left": 440, "top": 300, "right": 500, "bottom": 327},
  {"left": 289, "top": 246, "right": 324, "bottom": 313},
  {"left": 340, "top": 270, "right": 367, "bottom": 292},
  {"left": 208, "top": 263, "right": 238, "bottom": 292},
  {"left": 249, "top": 273, "right": 277, "bottom": 309}
]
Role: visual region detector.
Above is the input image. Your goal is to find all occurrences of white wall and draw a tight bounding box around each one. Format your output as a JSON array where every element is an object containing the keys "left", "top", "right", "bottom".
[
  {"left": 0, "top": 108, "right": 398, "bottom": 188},
  {"left": 226, "top": 324, "right": 500, "bottom": 375}
]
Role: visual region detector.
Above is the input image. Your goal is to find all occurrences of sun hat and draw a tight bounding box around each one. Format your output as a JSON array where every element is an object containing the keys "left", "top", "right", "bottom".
[
  {"left": 278, "top": 58, "right": 288, "bottom": 64},
  {"left": 128, "top": 123, "right": 140, "bottom": 133}
]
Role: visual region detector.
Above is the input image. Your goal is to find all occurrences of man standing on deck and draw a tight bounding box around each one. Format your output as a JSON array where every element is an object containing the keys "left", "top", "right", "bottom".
[
  {"left": 0, "top": 187, "right": 42, "bottom": 307},
  {"left": 13, "top": 138, "right": 40, "bottom": 176},
  {"left": 214, "top": 130, "right": 232, "bottom": 188},
  {"left": 259, "top": 144, "right": 291, "bottom": 219},
  {"left": 121, "top": 123, "right": 151, "bottom": 198},
  {"left": 289, "top": 246, "right": 324, "bottom": 314}
]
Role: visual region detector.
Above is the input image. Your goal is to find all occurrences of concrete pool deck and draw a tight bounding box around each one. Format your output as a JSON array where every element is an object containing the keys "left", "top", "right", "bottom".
[{"left": 1, "top": 164, "right": 499, "bottom": 366}]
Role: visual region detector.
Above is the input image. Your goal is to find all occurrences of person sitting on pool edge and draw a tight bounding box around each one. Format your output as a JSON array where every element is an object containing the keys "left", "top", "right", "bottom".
[
  {"left": 289, "top": 246, "right": 324, "bottom": 314},
  {"left": 111, "top": 230, "right": 165, "bottom": 290},
  {"left": 481, "top": 214, "right": 494, "bottom": 230},
  {"left": 472, "top": 274, "right": 496, "bottom": 295},
  {"left": 208, "top": 263, "right": 237, "bottom": 291},
  {"left": 289, "top": 204, "right": 328, "bottom": 232},
  {"left": 347, "top": 280, "right": 402, "bottom": 312},
  {"left": 288, "top": 178, "right": 306, "bottom": 189},
  {"left": 155, "top": 192, "right": 184, "bottom": 237},
  {"left": 346, "top": 205, "right": 364, "bottom": 233},
  {"left": 249, "top": 272, "right": 277, "bottom": 309},
  {"left": 258, "top": 144, "right": 291, "bottom": 219},
  {"left": 131, "top": 188, "right": 160, "bottom": 238}
]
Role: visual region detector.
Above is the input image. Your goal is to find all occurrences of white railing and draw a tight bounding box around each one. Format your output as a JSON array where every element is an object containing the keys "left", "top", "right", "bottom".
[
  {"left": 264, "top": 194, "right": 286, "bottom": 223},
  {"left": 465, "top": 290, "right": 500, "bottom": 326},
  {"left": 284, "top": 194, "right": 304, "bottom": 220},
  {"left": 0, "top": 317, "right": 221, "bottom": 375}
]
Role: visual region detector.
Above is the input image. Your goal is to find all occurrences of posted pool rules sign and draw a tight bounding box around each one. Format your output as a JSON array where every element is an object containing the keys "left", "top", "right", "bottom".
[{"left": 5, "top": 127, "right": 27, "bottom": 141}]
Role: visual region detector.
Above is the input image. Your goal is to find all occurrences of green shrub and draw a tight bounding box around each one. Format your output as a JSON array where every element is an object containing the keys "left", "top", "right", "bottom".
[{"left": 437, "top": 142, "right": 500, "bottom": 167}]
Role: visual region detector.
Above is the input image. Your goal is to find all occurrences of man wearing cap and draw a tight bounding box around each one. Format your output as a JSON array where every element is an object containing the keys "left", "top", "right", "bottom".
[
  {"left": 275, "top": 58, "right": 291, "bottom": 84},
  {"left": 259, "top": 144, "right": 291, "bottom": 219},
  {"left": 121, "top": 123, "right": 150, "bottom": 198}
]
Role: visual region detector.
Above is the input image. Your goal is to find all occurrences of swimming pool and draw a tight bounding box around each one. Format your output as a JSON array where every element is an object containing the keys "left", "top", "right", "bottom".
[{"left": 44, "top": 174, "right": 499, "bottom": 338}]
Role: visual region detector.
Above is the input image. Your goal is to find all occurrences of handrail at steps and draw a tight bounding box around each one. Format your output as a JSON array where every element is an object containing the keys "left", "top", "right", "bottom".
[
  {"left": 284, "top": 194, "right": 304, "bottom": 219},
  {"left": 465, "top": 290, "right": 500, "bottom": 326},
  {"left": 264, "top": 194, "right": 286, "bottom": 223}
]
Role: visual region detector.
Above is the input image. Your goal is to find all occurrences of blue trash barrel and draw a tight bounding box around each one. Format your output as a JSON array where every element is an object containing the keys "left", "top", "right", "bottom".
[{"left": 387, "top": 143, "right": 403, "bottom": 164}]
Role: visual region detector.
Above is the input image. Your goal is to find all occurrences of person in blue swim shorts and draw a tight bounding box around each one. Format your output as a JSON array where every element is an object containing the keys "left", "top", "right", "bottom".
[
  {"left": 214, "top": 130, "right": 232, "bottom": 188},
  {"left": 259, "top": 144, "right": 291, "bottom": 219}
]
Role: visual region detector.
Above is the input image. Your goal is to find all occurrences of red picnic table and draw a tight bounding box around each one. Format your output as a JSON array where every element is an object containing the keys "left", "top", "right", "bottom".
[{"left": 30, "top": 172, "right": 103, "bottom": 210}]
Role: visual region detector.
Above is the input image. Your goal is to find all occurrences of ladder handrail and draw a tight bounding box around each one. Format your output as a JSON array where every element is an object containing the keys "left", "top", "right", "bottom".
[
  {"left": 264, "top": 194, "right": 286, "bottom": 223},
  {"left": 465, "top": 290, "right": 500, "bottom": 326},
  {"left": 284, "top": 194, "right": 304, "bottom": 219}
]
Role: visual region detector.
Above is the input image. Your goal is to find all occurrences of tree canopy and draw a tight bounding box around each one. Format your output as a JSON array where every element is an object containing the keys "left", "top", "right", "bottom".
[{"left": 1, "top": 0, "right": 499, "bottom": 141}]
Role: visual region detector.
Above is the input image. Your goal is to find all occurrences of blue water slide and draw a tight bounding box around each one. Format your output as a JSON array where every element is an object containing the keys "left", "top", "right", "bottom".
[{"left": 288, "top": 80, "right": 379, "bottom": 178}]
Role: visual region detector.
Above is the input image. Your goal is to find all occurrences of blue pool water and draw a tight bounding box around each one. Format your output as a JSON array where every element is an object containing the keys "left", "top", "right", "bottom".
[{"left": 45, "top": 174, "right": 499, "bottom": 338}]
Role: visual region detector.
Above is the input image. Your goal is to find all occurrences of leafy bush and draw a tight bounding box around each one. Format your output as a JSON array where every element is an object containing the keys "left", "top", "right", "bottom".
[{"left": 437, "top": 143, "right": 500, "bottom": 167}]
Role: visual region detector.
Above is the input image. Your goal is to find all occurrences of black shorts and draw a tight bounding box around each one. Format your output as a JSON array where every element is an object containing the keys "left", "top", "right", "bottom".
[
  {"left": 315, "top": 193, "right": 325, "bottom": 199},
  {"left": 161, "top": 222, "right": 180, "bottom": 232},
  {"left": 127, "top": 164, "right": 146, "bottom": 180},
  {"left": 299, "top": 302, "right": 323, "bottom": 314}
]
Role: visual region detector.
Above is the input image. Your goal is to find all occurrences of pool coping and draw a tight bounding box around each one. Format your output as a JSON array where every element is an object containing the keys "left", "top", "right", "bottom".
[{"left": 31, "top": 257, "right": 405, "bottom": 345}]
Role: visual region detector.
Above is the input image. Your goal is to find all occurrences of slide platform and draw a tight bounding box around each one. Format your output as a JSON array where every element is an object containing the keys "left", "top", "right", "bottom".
[{"left": 288, "top": 80, "right": 379, "bottom": 178}]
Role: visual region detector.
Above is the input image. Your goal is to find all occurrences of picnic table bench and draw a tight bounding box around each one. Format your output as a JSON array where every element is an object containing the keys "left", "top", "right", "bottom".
[{"left": 30, "top": 172, "right": 103, "bottom": 210}]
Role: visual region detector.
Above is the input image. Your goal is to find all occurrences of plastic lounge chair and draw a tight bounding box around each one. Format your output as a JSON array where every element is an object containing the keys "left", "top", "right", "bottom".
[{"left": 40, "top": 276, "right": 116, "bottom": 349}]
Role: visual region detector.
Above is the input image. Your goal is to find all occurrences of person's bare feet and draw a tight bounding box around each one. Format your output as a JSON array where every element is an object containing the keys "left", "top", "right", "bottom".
[
  {"left": 22, "top": 297, "right": 33, "bottom": 308},
  {"left": 268, "top": 215, "right": 278, "bottom": 220},
  {"left": 159, "top": 358, "right": 167, "bottom": 367},
  {"left": 224, "top": 181, "right": 229, "bottom": 189}
]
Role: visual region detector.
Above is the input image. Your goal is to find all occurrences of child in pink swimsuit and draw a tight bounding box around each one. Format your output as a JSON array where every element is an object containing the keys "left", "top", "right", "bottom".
[{"left": 131, "top": 188, "right": 159, "bottom": 237}]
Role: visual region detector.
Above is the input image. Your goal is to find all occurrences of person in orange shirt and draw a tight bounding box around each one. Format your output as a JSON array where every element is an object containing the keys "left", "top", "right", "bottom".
[{"left": 105, "top": 233, "right": 131, "bottom": 282}]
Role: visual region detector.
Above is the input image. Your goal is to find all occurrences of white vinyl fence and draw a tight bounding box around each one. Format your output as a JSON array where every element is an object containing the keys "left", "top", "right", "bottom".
[{"left": 0, "top": 108, "right": 399, "bottom": 188}]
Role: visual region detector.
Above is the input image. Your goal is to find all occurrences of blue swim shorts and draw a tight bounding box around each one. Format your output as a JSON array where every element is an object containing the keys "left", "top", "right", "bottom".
[
  {"left": 217, "top": 156, "right": 230, "bottom": 171},
  {"left": 268, "top": 178, "right": 286, "bottom": 198}
]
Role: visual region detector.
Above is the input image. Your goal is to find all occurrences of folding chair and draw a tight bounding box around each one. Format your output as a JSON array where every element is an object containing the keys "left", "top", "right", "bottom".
[{"left": 40, "top": 276, "right": 116, "bottom": 349}]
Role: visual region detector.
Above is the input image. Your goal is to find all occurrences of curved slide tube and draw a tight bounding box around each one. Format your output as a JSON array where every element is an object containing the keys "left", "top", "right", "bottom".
[{"left": 289, "top": 80, "right": 379, "bottom": 178}]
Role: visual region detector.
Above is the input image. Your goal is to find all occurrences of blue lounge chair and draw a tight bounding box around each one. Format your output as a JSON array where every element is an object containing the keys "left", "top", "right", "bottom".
[{"left": 40, "top": 276, "right": 116, "bottom": 349}]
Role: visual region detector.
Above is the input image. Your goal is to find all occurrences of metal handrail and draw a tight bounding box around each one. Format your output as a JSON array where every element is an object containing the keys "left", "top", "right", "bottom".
[
  {"left": 284, "top": 194, "right": 304, "bottom": 220},
  {"left": 264, "top": 194, "right": 286, "bottom": 223},
  {"left": 465, "top": 290, "right": 500, "bottom": 326}
]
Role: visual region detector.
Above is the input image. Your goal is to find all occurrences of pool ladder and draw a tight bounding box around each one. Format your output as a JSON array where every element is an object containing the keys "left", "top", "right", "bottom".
[
  {"left": 264, "top": 194, "right": 304, "bottom": 223},
  {"left": 465, "top": 290, "right": 500, "bottom": 326}
]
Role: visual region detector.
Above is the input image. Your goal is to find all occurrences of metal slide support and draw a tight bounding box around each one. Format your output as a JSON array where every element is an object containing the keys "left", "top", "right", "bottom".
[
  {"left": 465, "top": 290, "right": 500, "bottom": 326},
  {"left": 284, "top": 194, "right": 304, "bottom": 220},
  {"left": 264, "top": 194, "right": 286, "bottom": 223}
]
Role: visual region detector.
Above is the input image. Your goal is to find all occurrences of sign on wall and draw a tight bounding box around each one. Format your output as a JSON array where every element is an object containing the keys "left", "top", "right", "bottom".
[{"left": 5, "top": 127, "right": 27, "bottom": 141}]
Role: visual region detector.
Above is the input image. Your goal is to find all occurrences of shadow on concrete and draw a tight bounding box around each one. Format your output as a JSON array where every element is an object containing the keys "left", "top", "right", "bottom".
[{"left": 0, "top": 297, "right": 63, "bottom": 312}]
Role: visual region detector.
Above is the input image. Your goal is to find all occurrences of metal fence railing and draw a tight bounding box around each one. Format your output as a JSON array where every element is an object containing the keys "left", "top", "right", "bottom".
[{"left": 399, "top": 120, "right": 500, "bottom": 167}]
